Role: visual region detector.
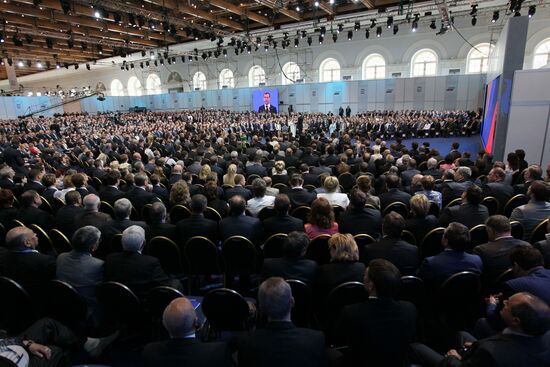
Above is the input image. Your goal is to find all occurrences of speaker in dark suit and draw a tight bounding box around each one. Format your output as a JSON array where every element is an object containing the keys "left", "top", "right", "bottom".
[
  {"left": 336, "top": 259, "right": 417, "bottom": 367},
  {"left": 238, "top": 278, "right": 327, "bottom": 367},
  {"left": 258, "top": 93, "right": 278, "bottom": 114},
  {"left": 143, "top": 298, "right": 232, "bottom": 367}
]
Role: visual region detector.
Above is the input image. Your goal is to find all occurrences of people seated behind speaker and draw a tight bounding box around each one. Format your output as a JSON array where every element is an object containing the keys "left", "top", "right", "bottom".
[
  {"left": 317, "top": 234, "right": 365, "bottom": 298},
  {"left": 439, "top": 184, "right": 489, "bottom": 228},
  {"left": 363, "top": 211, "right": 419, "bottom": 275},
  {"left": 263, "top": 194, "right": 304, "bottom": 237},
  {"left": 379, "top": 174, "right": 411, "bottom": 210},
  {"left": 405, "top": 194, "right": 439, "bottom": 244},
  {"left": 104, "top": 225, "right": 182, "bottom": 298},
  {"left": 238, "top": 277, "right": 327, "bottom": 367},
  {"left": 483, "top": 167, "right": 514, "bottom": 211},
  {"left": 304, "top": 198, "right": 339, "bottom": 240},
  {"left": 176, "top": 194, "right": 218, "bottom": 245},
  {"left": 100, "top": 198, "right": 147, "bottom": 243},
  {"left": 412, "top": 292, "right": 550, "bottom": 367},
  {"left": 261, "top": 231, "right": 317, "bottom": 286},
  {"left": 336, "top": 259, "right": 417, "bottom": 367},
  {"left": 73, "top": 193, "right": 111, "bottom": 231},
  {"left": 287, "top": 174, "right": 317, "bottom": 208},
  {"left": 142, "top": 297, "right": 231, "bottom": 367},
  {"left": 473, "top": 215, "right": 531, "bottom": 281},
  {"left": 510, "top": 180, "right": 550, "bottom": 241},
  {"left": 417, "top": 222, "right": 483, "bottom": 286},
  {"left": 2, "top": 226, "right": 56, "bottom": 296},
  {"left": 15, "top": 190, "right": 55, "bottom": 231},
  {"left": 145, "top": 201, "right": 177, "bottom": 243},
  {"left": 219, "top": 195, "right": 263, "bottom": 246},
  {"left": 246, "top": 178, "right": 276, "bottom": 217},
  {"left": 338, "top": 189, "right": 381, "bottom": 238},
  {"left": 316, "top": 176, "right": 350, "bottom": 209}
]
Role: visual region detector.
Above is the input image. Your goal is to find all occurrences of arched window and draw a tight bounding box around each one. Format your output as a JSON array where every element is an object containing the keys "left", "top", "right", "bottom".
[
  {"left": 282, "top": 62, "right": 301, "bottom": 85},
  {"left": 533, "top": 38, "right": 550, "bottom": 69},
  {"left": 319, "top": 58, "right": 341, "bottom": 83},
  {"left": 362, "top": 54, "right": 386, "bottom": 80},
  {"left": 127, "top": 76, "right": 143, "bottom": 96},
  {"left": 110, "top": 79, "right": 124, "bottom": 96},
  {"left": 219, "top": 69, "right": 234, "bottom": 89},
  {"left": 146, "top": 74, "right": 162, "bottom": 95},
  {"left": 249, "top": 65, "right": 266, "bottom": 87},
  {"left": 411, "top": 49, "right": 438, "bottom": 77},
  {"left": 193, "top": 71, "right": 207, "bottom": 90},
  {"left": 167, "top": 72, "right": 183, "bottom": 84},
  {"left": 467, "top": 43, "right": 492, "bottom": 74}
]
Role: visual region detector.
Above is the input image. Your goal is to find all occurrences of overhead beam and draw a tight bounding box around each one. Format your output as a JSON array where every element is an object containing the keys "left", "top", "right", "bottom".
[
  {"left": 254, "top": 0, "right": 301, "bottom": 21},
  {"left": 316, "top": 1, "right": 335, "bottom": 15},
  {"left": 209, "top": 0, "right": 271, "bottom": 26},
  {"left": 360, "top": 0, "right": 375, "bottom": 9}
]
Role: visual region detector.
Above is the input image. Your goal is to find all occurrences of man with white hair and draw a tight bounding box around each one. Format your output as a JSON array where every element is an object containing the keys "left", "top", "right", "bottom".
[
  {"left": 74, "top": 193, "right": 112, "bottom": 231},
  {"left": 441, "top": 166, "right": 474, "bottom": 204},
  {"left": 100, "top": 198, "right": 147, "bottom": 244},
  {"left": 421, "top": 157, "right": 442, "bottom": 179},
  {"left": 142, "top": 297, "right": 231, "bottom": 367},
  {"left": 104, "top": 225, "right": 181, "bottom": 298}
]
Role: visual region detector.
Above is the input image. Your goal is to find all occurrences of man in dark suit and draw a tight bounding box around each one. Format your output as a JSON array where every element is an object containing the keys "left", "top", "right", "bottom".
[
  {"left": 22, "top": 167, "right": 45, "bottom": 195},
  {"left": 72, "top": 172, "right": 98, "bottom": 198},
  {"left": 473, "top": 215, "right": 531, "bottom": 281},
  {"left": 238, "top": 277, "right": 327, "bottom": 367},
  {"left": 257, "top": 91, "right": 277, "bottom": 113},
  {"left": 483, "top": 167, "right": 514, "bottom": 212},
  {"left": 40, "top": 173, "right": 58, "bottom": 205},
  {"left": 513, "top": 165, "right": 543, "bottom": 196},
  {"left": 104, "top": 225, "right": 181, "bottom": 299},
  {"left": 439, "top": 184, "right": 489, "bottom": 228},
  {"left": 3, "top": 141, "right": 28, "bottom": 176},
  {"left": 287, "top": 174, "right": 316, "bottom": 208},
  {"left": 441, "top": 166, "right": 474, "bottom": 205},
  {"left": 143, "top": 297, "right": 232, "bottom": 367},
  {"left": 400, "top": 159, "right": 421, "bottom": 188},
  {"left": 146, "top": 202, "right": 177, "bottom": 242},
  {"left": 150, "top": 174, "right": 169, "bottom": 204},
  {"left": 55, "top": 190, "right": 84, "bottom": 237},
  {"left": 15, "top": 189, "right": 55, "bottom": 231},
  {"left": 411, "top": 292, "right": 550, "bottom": 367},
  {"left": 3, "top": 226, "right": 56, "bottom": 296},
  {"left": 168, "top": 164, "right": 184, "bottom": 186},
  {"left": 125, "top": 173, "right": 160, "bottom": 214},
  {"left": 224, "top": 174, "right": 252, "bottom": 201},
  {"left": 336, "top": 259, "right": 417, "bottom": 367},
  {"left": 176, "top": 194, "right": 218, "bottom": 245},
  {"left": 98, "top": 170, "right": 125, "bottom": 205},
  {"left": 74, "top": 193, "right": 112, "bottom": 231},
  {"left": 363, "top": 211, "right": 418, "bottom": 275},
  {"left": 379, "top": 174, "right": 411, "bottom": 210},
  {"left": 219, "top": 195, "right": 263, "bottom": 246},
  {"left": 417, "top": 222, "right": 483, "bottom": 286},
  {"left": 338, "top": 189, "right": 382, "bottom": 238},
  {"left": 246, "top": 154, "right": 268, "bottom": 177},
  {"left": 510, "top": 180, "right": 550, "bottom": 241},
  {"left": 421, "top": 158, "right": 442, "bottom": 179},
  {"left": 0, "top": 166, "right": 17, "bottom": 191},
  {"left": 100, "top": 198, "right": 147, "bottom": 242},
  {"left": 261, "top": 231, "right": 317, "bottom": 286},
  {"left": 263, "top": 194, "right": 303, "bottom": 237},
  {"left": 299, "top": 164, "right": 320, "bottom": 188}
]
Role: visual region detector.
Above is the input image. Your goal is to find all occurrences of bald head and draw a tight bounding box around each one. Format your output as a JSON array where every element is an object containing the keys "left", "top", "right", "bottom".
[
  {"left": 5, "top": 227, "right": 37, "bottom": 250},
  {"left": 83, "top": 194, "right": 100, "bottom": 211},
  {"left": 259, "top": 277, "right": 294, "bottom": 321},
  {"left": 501, "top": 292, "right": 550, "bottom": 336},
  {"left": 162, "top": 298, "right": 197, "bottom": 338}
]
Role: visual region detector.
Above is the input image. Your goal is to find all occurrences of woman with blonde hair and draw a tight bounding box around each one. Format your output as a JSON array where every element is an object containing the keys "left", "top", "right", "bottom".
[
  {"left": 318, "top": 233, "right": 365, "bottom": 296},
  {"left": 169, "top": 180, "right": 191, "bottom": 209},
  {"left": 404, "top": 194, "right": 438, "bottom": 243},
  {"left": 317, "top": 176, "right": 350, "bottom": 209},
  {"left": 304, "top": 197, "right": 339, "bottom": 239},
  {"left": 272, "top": 160, "right": 287, "bottom": 176},
  {"left": 198, "top": 164, "right": 212, "bottom": 183},
  {"left": 223, "top": 164, "right": 237, "bottom": 186}
]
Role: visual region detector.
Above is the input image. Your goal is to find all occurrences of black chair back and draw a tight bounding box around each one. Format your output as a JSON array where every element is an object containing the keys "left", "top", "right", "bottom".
[
  {"left": 273, "top": 183, "right": 288, "bottom": 193},
  {"left": 291, "top": 206, "right": 311, "bottom": 223},
  {"left": 246, "top": 174, "right": 261, "bottom": 185},
  {"left": 399, "top": 276, "right": 425, "bottom": 310},
  {"left": 469, "top": 225, "right": 488, "bottom": 251},
  {"left": 481, "top": 196, "right": 499, "bottom": 216},
  {"left": 428, "top": 201, "right": 440, "bottom": 217},
  {"left": 258, "top": 206, "right": 276, "bottom": 222},
  {"left": 202, "top": 288, "right": 250, "bottom": 331},
  {"left": 109, "top": 233, "right": 123, "bottom": 254},
  {"left": 99, "top": 201, "right": 115, "bottom": 217},
  {"left": 383, "top": 201, "right": 409, "bottom": 219},
  {"left": 420, "top": 227, "right": 445, "bottom": 259},
  {"left": 147, "top": 286, "right": 185, "bottom": 319},
  {"left": 338, "top": 173, "right": 356, "bottom": 192},
  {"left": 184, "top": 236, "right": 222, "bottom": 275},
  {"left": 204, "top": 207, "right": 223, "bottom": 222},
  {"left": 438, "top": 271, "right": 482, "bottom": 330},
  {"left": 29, "top": 224, "right": 55, "bottom": 255},
  {"left": 148, "top": 236, "right": 185, "bottom": 275},
  {"left": 510, "top": 221, "right": 525, "bottom": 240},
  {"left": 401, "top": 230, "right": 417, "bottom": 246},
  {"left": 263, "top": 233, "right": 288, "bottom": 258},
  {"left": 326, "top": 281, "right": 368, "bottom": 337},
  {"left": 445, "top": 198, "right": 462, "bottom": 209},
  {"left": 287, "top": 279, "right": 313, "bottom": 328},
  {"left": 43, "top": 280, "right": 87, "bottom": 326},
  {"left": 503, "top": 194, "right": 527, "bottom": 217},
  {"left": 39, "top": 196, "right": 54, "bottom": 214},
  {"left": 530, "top": 219, "right": 549, "bottom": 244},
  {"left": 96, "top": 282, "right": 142, "bottom": 325},
  {"left": 306, "top": 234, "right": 332, "bottom": 265},
  {"left": 0, "top": 276, "right": 36, "bottom": 334},
  {"left": 221, "top": 236, "right": 258, "bottom": 275},
  {"left": 170, "top": 205, "right": 192, "bottom": 224},
  {"left": 142, "top": 204, "right": 153, "bottom": 224},
  {"left": 0, "top": 223, "right": 4, "bottom": 247},
  {"left": 354, "top": 233, "right": 376, "bottom": 262},
  {"left": 52, "top": 197, "right": 65, "bottom": 212},
  {"left": 49, "top": 229, "right": 72, "bottom": 254}
]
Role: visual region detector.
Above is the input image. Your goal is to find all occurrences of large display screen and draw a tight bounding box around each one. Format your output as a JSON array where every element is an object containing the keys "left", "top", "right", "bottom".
[
  {"left": 252, "top": 89, "right": 279, "bottom": 113},
  {"left": 481, "top": 75, "right": 500, "bottom": 154}
]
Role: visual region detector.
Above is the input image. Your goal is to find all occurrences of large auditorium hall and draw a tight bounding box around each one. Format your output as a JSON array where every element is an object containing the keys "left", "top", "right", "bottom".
[{"left": 1, "top": 0, "right": 550, "bottom": 366}]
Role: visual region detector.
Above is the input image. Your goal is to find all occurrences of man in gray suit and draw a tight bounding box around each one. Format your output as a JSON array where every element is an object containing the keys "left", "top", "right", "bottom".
[
  {"left": 510, "top": 181, "right": 550, "bottom": 241},
  {"left": 56, "top": 225, "right": 104, "bottom": 325}
]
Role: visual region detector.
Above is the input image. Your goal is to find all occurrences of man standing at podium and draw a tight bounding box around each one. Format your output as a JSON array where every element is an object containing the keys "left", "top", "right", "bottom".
[{"left": 258, "top": 92, "right": 277, "bottom": 113}]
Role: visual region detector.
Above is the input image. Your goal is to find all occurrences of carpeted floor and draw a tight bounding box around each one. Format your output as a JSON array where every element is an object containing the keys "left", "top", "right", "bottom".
[{"left": 383, "top": 135, "right": 482, "bottom": 157}]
